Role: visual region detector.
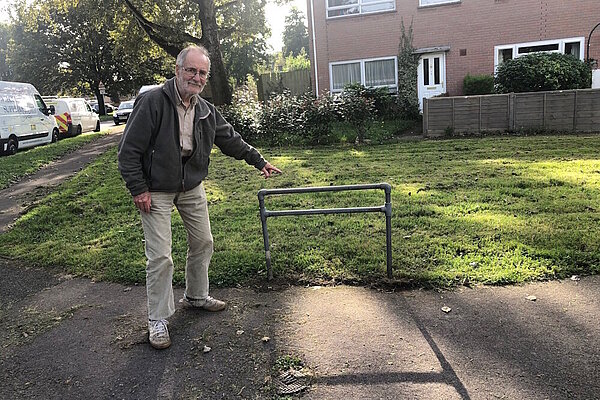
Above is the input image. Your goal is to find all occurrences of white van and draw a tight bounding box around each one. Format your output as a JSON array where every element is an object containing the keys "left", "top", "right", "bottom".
[
  {"left": 0, "top": 81, "right": 59, "bottom": 156},
  {"left": 44, "top": 97, "right": 100, "bottom": 137}
]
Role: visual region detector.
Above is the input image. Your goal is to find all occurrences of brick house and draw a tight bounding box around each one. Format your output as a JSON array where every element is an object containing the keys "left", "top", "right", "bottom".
[{"left": 306, "top": 0, "right": 600, "bottom": 109}]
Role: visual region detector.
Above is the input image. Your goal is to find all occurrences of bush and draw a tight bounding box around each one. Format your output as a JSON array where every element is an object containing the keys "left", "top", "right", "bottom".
[
  {"left": 219, "top": 85, "right": 261, "bottom": 144},
  {"left": 258, "top": 90, "right": 304, "bottom": 146},
  {"left": 463, "top": 74, "right": 495, "bottom": 95},
  {"left": 333, "top": 84, "right": 376, "bottom": 144},
  {"left": 495, "top": 53, "right": 592, "bottom": 93},
  {"left": 299, "top": 93, "right": 336, "bottom": 145}
]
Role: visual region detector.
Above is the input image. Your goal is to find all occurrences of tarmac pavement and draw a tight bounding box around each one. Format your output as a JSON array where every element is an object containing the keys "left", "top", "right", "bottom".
[{"left": 0, "top": 128, "right": 599, "bottom": 399}]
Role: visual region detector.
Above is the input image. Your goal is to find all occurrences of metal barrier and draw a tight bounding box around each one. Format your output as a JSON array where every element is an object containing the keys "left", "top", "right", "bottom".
[{"left": 258, "top": 183, "right": 392, "bottom": 280}]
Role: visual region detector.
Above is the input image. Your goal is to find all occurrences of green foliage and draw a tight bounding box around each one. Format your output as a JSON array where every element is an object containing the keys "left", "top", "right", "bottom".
[
  {"left": 396, "top": 19, "right": 420, "bottom": 119},
  {"left": 282, "top": 6, "right": 309, "bottom": 56},
  {"left": 299, "top": 92, "right": 336, "bottom": 145},
  {"left": 7, "top": 0, "right": 172, "bottom": 100},
  {"left": 283, "top": 48, "right": 310, "bottom": 72},
  {"left": 1, "top": 135, "right": 599, "bottom": 288},
  {"left": 333, "top": 83, "right": 376, "bottom": 144},
  {"left": 0, "top": 22, "right": 12, "bottom": 81},
  {"left": 259, "top": 90, "right": 305, "bottom": 146},
  {"left": 219, "top": 84, "right": 262, "bottom": 144},
  {"left": 463, "top": 74, "right": 495, "bottom": 95},
  {"left": 495, "top": 52, "right": 592, "bottom": 93},
  {"left": 219, "top": 0, "right": 270, "bottom": 84}
]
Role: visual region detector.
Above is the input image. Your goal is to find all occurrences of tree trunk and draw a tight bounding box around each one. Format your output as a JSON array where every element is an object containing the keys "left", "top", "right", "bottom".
[
  {"left": 123, "top": 0, "right": 233, "bottom": 105},
  {"left": 197, "top": 0, "right": 232, "bottom": 105}
]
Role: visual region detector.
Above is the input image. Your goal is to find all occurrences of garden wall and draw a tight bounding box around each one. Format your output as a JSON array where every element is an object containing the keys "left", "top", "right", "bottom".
[{"left": 423, "top": 88, "right": 600, "bottom": 136}]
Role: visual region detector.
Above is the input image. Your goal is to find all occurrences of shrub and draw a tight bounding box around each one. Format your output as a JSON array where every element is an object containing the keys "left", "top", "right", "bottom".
[
  {"left": 495, "top": 53, "right": 592, "bottom": 93},
  {"left": 334, "top": 84, "right": 376, "bottom": 144},
  {"left": 258, "top": 90, "right": 304, "bottom": 146},
  {"left": 463, "top": 74, "right": 494, "bottom": 95},
  {"left": 219, "top": 85, "right": 261, "bottom": 144},
  {"left": 299, "top": 92, "right": 336, "bottom": 145}
]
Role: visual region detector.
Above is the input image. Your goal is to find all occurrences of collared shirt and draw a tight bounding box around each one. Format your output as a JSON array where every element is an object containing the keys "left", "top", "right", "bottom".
[{"left": 174, "top": 81, "right": 197, "bottom": 157}]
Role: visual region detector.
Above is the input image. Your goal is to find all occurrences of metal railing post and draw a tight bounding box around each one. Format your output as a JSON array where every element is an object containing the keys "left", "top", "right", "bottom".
[
  {"left": 258, "top": 191, "right": 273, "bottom": 280},
  {"left": 257, "top": 183, "right": 393, "bottom": 280}
]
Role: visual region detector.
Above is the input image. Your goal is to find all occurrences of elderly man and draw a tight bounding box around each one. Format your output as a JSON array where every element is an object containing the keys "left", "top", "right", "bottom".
[{"left": 118, "top": 45, "right": 281, "bottom": 349}]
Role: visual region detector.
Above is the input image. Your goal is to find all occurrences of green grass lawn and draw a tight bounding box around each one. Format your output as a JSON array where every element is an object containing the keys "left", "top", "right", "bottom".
[
  {"left": 0, "top": 132, "right": 106, "bottom": 190},
  {"left": 0, "top": 134, "right": 598, "bottom": 288}
]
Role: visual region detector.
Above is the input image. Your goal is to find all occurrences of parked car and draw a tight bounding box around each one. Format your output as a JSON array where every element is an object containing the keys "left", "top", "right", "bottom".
[
  {"left": 44, "top": 97, "right": 100, "bottom": 136},
  {"left": 91, "top": 102, "right": 114, "bottom": 114},
  {"left": 0, "top": 81, "right": 59, "bottom": 155},
  {"left": 113, "top": 100, "right": 135, "bottom": 125}
]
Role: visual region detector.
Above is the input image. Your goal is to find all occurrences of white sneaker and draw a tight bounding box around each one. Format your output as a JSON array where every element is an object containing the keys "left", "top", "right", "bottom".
[
  {"left": 180, "top": 295, "right": 227, "bottom": 312},
  {"left": 148, "top": 319, "right": 171, "bottom": 349}
]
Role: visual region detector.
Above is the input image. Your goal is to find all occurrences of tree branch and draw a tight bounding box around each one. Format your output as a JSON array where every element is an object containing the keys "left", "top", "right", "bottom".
[{"left": 121, "top": 0, "right": 203, "bottom": 57}]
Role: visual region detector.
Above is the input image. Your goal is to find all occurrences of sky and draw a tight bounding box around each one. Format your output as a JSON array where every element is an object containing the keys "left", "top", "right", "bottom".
[
  {"left": 265, "top": 0, "right": 308, "bottom": 53},
  {"left": 1, "top": 0, "right": 308, "bottom": 53}
]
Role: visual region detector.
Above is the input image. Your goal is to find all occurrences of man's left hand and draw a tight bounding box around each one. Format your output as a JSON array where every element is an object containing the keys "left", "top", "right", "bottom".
[{"left": 260, "top": 162, "right": 282, "bottom": 179}]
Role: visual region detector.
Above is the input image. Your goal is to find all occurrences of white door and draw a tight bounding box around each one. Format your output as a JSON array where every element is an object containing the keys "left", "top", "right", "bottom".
[{"left": 417, "top": 52, "right": 446, "bottom": 111}]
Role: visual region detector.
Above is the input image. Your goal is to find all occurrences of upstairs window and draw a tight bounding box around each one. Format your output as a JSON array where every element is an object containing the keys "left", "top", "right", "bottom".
[
  {"left": 419, "top": 0, "right": 460, "bottom": 7},
  {"left": 327, "top": 0, "right": 394, "bottom": 18}
]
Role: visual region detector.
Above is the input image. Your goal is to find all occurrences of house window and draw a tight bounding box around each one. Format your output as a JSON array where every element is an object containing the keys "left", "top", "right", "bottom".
[
  {"left": 419, "top": 0, "right": 461, "bottom": 7},
  {"left": 327, "top": 0, "right": 394, "bottom": 18},
  {"left": 494, "top": 37, "right": 585, "bottom": 69},
  {"left": 330, "top": 57, "right": 397, "bottom": 92}
]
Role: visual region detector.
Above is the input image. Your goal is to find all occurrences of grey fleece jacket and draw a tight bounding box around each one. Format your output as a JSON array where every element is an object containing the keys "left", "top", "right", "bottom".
[{"left": 118, "top": 78, "right": 266, "bottom": 196}]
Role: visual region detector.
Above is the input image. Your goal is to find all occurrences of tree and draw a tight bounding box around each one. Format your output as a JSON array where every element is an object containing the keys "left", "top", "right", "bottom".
[
  {"left": 0, "top": 23, "right": 13, "bottom": 81},
  {"left": 7, "top": 0, "right": 172, "bottom": 113},
  {"left": 123, "top": 0, "right": 271, "bottom": 104},
  {"left": 495, "top": 52, "right": 592, "bottom": 93},
  {"left": 282, "top": 6, "right": 308, "bottom": 57}
]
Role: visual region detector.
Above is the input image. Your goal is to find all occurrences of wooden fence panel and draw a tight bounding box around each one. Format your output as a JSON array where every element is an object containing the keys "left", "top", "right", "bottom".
[
  {"left": 480, "top": 95, "right": 510, "bottom": 131},
  {"left": 425, "top": 98, "right": 454, "bottom": 132},
  {"left": 514, "top": 93, "right": 544, "bottom": 130},
  {"left": 575, "top": 90, "right": 600, "bottom": 131},
  {"left": 545, "top": 91, "right": 575, "bottom": 131},
  {"left": 257, "top": 70, "right": 312, "bottom": 101},
  {"left": 423, "top": 88, "right": 600, "bottom": 136},
  {"left": 454, "top": 97, "right": 480, "bottom": 132}
]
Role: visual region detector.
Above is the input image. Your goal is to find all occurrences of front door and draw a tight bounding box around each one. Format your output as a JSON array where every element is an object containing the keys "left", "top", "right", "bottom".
[{"left": 417, "top": 52, "right": 446, "bottom": 111}]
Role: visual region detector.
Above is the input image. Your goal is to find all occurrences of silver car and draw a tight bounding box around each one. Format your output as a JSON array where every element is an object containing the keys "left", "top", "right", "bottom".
[{"left": 113, "top": 101, "right": 135, "bottom": 125}]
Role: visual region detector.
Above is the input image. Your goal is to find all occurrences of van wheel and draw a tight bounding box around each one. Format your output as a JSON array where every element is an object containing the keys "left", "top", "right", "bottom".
[
  {"left": 76, "top": 125, "right": 82, "bottom": 135},
  {"left": 6, "top": 137, "right": 18, "bottom": 155},
  {"left": 94, "top": 121, "right": 100, "bottom": 132},
  {"left": 51, "top": 128, "right": 59, "bottom": 143}
]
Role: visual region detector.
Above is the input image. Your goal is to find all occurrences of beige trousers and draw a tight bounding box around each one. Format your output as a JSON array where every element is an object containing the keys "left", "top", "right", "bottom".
[{"left": 139, "top": 184, "right": 214, "bottom": 321}]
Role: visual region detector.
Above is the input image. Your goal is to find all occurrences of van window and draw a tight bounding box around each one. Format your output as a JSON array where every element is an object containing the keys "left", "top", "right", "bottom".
[
  {"left": 15, "top": 94, "right": 36, "bottom": 114},
  {"left": 34, "top": 94, "right": 48, "bottom": 112}
]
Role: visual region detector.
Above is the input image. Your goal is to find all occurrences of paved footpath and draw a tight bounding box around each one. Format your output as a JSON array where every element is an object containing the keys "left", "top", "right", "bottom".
[{"left": 0, "top": 129, "right": 599, "bottom": 399}]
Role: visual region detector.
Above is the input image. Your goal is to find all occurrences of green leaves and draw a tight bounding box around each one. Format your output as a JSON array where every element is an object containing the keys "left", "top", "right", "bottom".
[{"left": 495, "top": 53, "right": 592, "bottom": 93}]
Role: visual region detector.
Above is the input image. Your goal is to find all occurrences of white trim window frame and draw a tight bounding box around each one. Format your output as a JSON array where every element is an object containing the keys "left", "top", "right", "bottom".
[
  {"left": 329, "top": 56, "right": 398, "bottom": 93},
  {"left": 418, "top": 0, "right": 460, "bottom": 7},
  {"left": 326, "top": 0, "right": 395, "bottom": 19},
  {"left": 494, "top": 37, "right": 585, "bottom": 71}
]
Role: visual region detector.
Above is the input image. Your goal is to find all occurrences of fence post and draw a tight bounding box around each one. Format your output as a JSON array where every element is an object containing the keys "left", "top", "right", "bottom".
[
  {"left": 478, "top": 96, "right": 482, "bottom": 132},
  {"left": 573, "top": 90, "right": 578, "bottom": 132},
  {"left": 543, "top": 92, "right": 547, "bottom": 129},
  {"left": 509, "top": 93, "right": 516, "bottom": 132},
  {"left": 423, "top": 98, "right": 429, "bottom": 136}
]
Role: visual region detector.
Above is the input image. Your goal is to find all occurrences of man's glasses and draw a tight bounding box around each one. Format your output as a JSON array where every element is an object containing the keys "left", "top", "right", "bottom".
[{"left": 181, "top": 66, "right": 208, "bottom": 79}]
